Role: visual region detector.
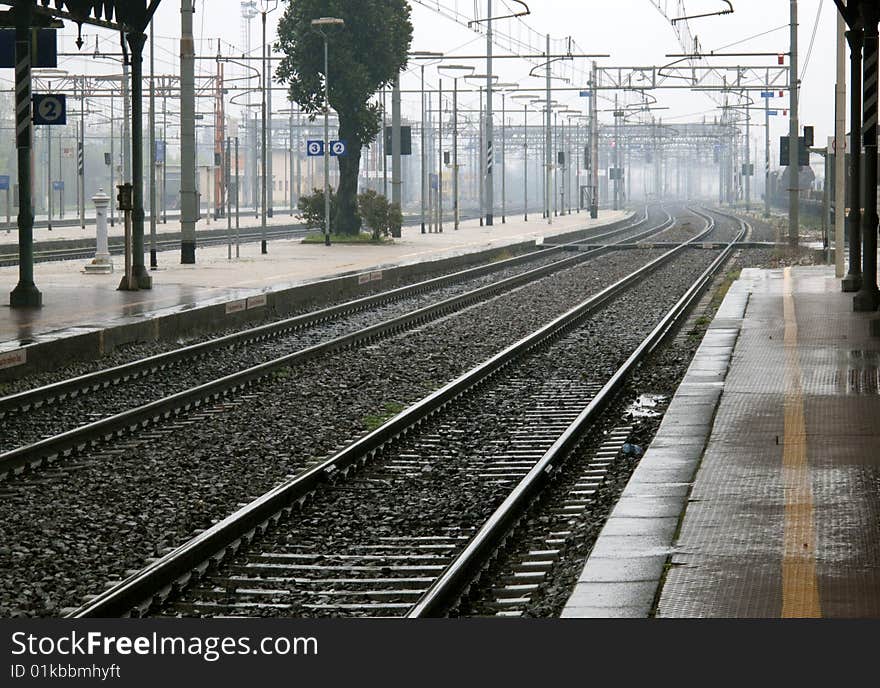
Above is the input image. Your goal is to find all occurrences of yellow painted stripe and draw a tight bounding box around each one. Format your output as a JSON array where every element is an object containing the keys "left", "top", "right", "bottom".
[{"left": 781, "top": 267, "right": 821, "bottom": 617}]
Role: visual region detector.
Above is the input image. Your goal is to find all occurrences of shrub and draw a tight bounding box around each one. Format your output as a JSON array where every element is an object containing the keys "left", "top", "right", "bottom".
[
  {"left": 297, "top": 188, "right": 337, "bottom": 231},
  {"left": 358, "top": 189, "right": 402, "bottom": 240}
]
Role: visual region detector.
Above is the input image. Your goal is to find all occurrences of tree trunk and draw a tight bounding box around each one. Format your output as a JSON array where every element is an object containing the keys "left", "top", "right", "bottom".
[{"left": 335, "top": 115, "right": 362, "bottom": 235}]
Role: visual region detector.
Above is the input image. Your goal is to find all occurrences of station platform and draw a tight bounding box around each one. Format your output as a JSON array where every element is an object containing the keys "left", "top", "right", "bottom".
[
  {"left": 0, "top": 209, "right": 629, "bottom": 377},
  {"left": 563, "top": 264, "right": 880, "bottom": 618}
]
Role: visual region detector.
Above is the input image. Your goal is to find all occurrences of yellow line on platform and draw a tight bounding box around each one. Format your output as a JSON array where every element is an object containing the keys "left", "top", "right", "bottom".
[{"left": 781, "top": 267, "right": 821, "bottom": 617}]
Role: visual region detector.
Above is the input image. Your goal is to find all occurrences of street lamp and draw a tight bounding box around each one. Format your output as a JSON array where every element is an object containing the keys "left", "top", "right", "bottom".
[
  {"left": 465, "top": 73, "right": 498, "bottom": 226},
  {"left": 439, "top": 65, "right": 474, "bottom": 230},
  {"left": 311, "top": 16, "right": 345, "bottom": 247},
  {"left": 493, "top": 82, "right": 518, "bottom": 223},
  {"left": 511, "top": 93, "right": 537, "bottom": 222},
  {"left": 412, "top": 51, "right": 444, "bottom": 233}
]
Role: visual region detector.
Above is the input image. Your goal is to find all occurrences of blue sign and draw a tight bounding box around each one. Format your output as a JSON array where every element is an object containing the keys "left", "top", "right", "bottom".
[
  {"left": 52, "top": 180, "right": 64, "bottom": 191},
  {"left": 306, "top": 140, "right": 324, "bottom": 157},
  {"left": 761, "top": 91, "right": 774, "bottom": 99},
  {"left": 330, "top": 140, "right": 348, "bottom": 157},
  {"left": 0, "top": 175, "right": 9, "bottom": 191},
  {"left": 155, "top": 140, "right": 166, "bottom": 164},
  {"left": 579, "top": 90, "right": 592, "bottom": 98},
  {"left": 429, "top": 173, "right": 438, "bottom": 191},
  {"left": 33, "top": 93, "right": 66, "bottom": 126},
  {"left": 767, "top": 110, "right": 778, "bottom": 116}
]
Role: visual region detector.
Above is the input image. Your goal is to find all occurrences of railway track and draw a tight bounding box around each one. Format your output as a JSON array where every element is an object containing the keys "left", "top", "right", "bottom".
[
  {"left": 0, "top": 206, "right": 671, "bottom": 477},
  {"left": 0, "top": 206, "right": 552, "bottom": 267},
  {"left": 65, "top": 207, "right": 745, "bottom": 618}
]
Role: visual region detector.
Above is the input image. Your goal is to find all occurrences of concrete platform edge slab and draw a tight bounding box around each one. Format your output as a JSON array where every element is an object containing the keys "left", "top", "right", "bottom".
[{"left": 560, "top": 275, "right": 756, "bottom": 618}]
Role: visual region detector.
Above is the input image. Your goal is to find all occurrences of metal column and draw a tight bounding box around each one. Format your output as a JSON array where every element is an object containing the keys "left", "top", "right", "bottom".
[
  {"left": 855, "top": 4, "right": 880, "bottom": 310},
  {"left": 485, "top": 0, "right": 494, "bottom": 226},
  {"left": 843, "top": 26, "right": 864, "bottom": 292},
  {"left": 180, "top": 0, "right": 197, "bottom": 264},
  {"left": 788, "top": 0, "right": 800, "bottom": 247},
  {"left": 9, "top": 0, "right": 40, "bottom": 307}
]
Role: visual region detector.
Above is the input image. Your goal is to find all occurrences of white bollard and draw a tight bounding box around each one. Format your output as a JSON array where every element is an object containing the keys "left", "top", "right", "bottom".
[{"left": 83, "top": 189, "right": 114, "bottom": 274}]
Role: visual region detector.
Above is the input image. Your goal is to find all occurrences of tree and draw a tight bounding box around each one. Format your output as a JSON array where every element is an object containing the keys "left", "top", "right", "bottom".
[{"left": 276, "top": 0, "right": 413, "bottom": 235}]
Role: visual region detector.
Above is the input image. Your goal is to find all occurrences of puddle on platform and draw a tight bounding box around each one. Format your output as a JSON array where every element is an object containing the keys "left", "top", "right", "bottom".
[{"left": 626, "top": 393, "right": 668, "bottom": 418}]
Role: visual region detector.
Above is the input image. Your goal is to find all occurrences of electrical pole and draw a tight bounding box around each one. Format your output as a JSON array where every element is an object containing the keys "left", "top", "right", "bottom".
[
  {"left": 260, "top": 8, "right": 268, "bottom": 252},
  {"left": 391, "top": 73, "right": 402, "bottom": 211},
  {"left": 545, "top": 34, "right": 552, "bottom": 224},
  {"left": 453, "top": 77, "right": 459, "bottom": 229},
  {"left": 764, "top": 86, "right": 771, "bottom": 218},
  {"left": 180, "top": 0, "right": 197, "bottom": 264},
  {"left": 485, "top": 0, "right": 494, "bottom": 226},
  {"left": 590, "top": 62, "right": 598, "bottom": 219},
  {"left": 149, "top": 24, "right": 157, "bottom": 269},
  {"left": 788, "top": 0, "right": 799, "bottom": 247}
]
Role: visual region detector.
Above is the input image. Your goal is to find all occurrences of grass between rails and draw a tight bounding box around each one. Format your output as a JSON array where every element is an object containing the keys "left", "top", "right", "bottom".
[{"left": 362, "top": 401, "right": 407, "bottom": 431}]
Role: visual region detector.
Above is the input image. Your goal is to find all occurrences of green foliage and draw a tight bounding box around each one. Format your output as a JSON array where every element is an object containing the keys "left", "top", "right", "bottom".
[
  {"left": 297, "top": 188, "right": 337, "bottom": 230},
  {"left": 358, "top": 189, "right": 402, "bottom": 241},
  {"left": 276, "top": 0, "right": 413, "bottom": 234},
  {"left": 362, "top": 401, "right": 406, "bottom": 431},
  {"left": 302, "top": 232, "right": 387, "bottom": 244}
]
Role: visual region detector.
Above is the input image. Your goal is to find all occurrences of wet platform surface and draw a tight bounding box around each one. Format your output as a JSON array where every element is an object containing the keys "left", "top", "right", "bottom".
[
  {"left": 564, "top": 265, "right": 880, "bottom": 618},
  {"left": 0, "top": 211, "right": 628, "bottom": 352}
]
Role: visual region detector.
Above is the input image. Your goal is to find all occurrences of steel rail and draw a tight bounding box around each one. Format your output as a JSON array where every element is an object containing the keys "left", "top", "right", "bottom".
[
  {"left": 0, "top": 209, "right": 650, "bottom": 420},
  {"left": 0, "top": 205, "right": 602, "bottom": 267},
  {"left": 67, "top": 209, "right": 708, "bottom": 618},
  {"left": 1, "top": 211, "right": 670, "bottom": 476},
  {"left": 406, "top": 208, "right": 747, "bottom": 617}
]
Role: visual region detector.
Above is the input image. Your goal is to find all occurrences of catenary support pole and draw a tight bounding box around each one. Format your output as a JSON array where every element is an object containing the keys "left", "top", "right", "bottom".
[
  {"left": 180, "top": 0, "right": 197, "bottom": 264},
  {"left": 546, "top": 34, "right": 552, "bottom": 224},
  {"left": 788, "top": 0, "right": 800, "bottom": 247},
  {"left": 590, "top": 62, "right": 599, "bottom": 219},
  {"left": 485, "top": 0, "right": 494, "bottom": 226},
  {"left": 149, "top": 24, "right": 157, "bottom": 269},
  {"left": 392, "top": 74, "right": 402, "bottom": 211}
]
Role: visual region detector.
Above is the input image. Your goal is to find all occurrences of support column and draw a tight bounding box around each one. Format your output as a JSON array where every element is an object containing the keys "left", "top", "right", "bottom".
[
  {"left": 788, "top": 0, "right": 800, "bottom": 247},
  {"left": 835, "top": 7, "right": 846, "bottom": 279},
  {"left": 10, "top": 0, "right": 40, "bottom": 308},
  {"left": 485, "top": 0, "right": 494, "bottom": 226},
  {"left": 124, "top": 32, "right": 151, "bottom": 289},
  {"left": 391, "top": 74, "right": 402, "bottom": 207},
  {"left": 180, "top": 0, "right": 197, "bottom": 264},
  {"left": 855, "top": 5, "right": 880, "bottom": 310},
  {"left": 843, "top": 27, "right": 864, "bottom": 292},
  {"left": 590, "top": 62, "right": 598, "bottom": 219}
]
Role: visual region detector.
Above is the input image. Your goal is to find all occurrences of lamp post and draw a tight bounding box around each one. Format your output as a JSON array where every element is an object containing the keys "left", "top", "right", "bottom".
[
  {"left": 311, "top": 16, "right": 345, "bottom": 247},
  {"left": 492, "top": 83, "right": 518, "bottom": 224},
  {"left": 439, "top": 65, "right": 474, "bottom": 231},
  {"left": 511, "top": 94, "right": 535, "bottom": 222},
  {"left": 411, "top": 52, "right": 444, "bottom": 234}
]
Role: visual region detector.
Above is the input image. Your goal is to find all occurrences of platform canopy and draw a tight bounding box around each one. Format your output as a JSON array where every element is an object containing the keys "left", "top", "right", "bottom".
[{"left": 0, "top": 1, "right": 161, "bottom": 33}]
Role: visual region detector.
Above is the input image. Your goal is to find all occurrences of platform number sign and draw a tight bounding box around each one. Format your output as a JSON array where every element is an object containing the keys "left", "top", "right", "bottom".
[
  {"left": 306, "top": 140, "right": 324, "bottom": 157},
  {"left": 33, "top": 94, "right": 66, "bottom": 126},
  {"left": 330, "top": 140, "right": 347, "bottom": 157}
]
